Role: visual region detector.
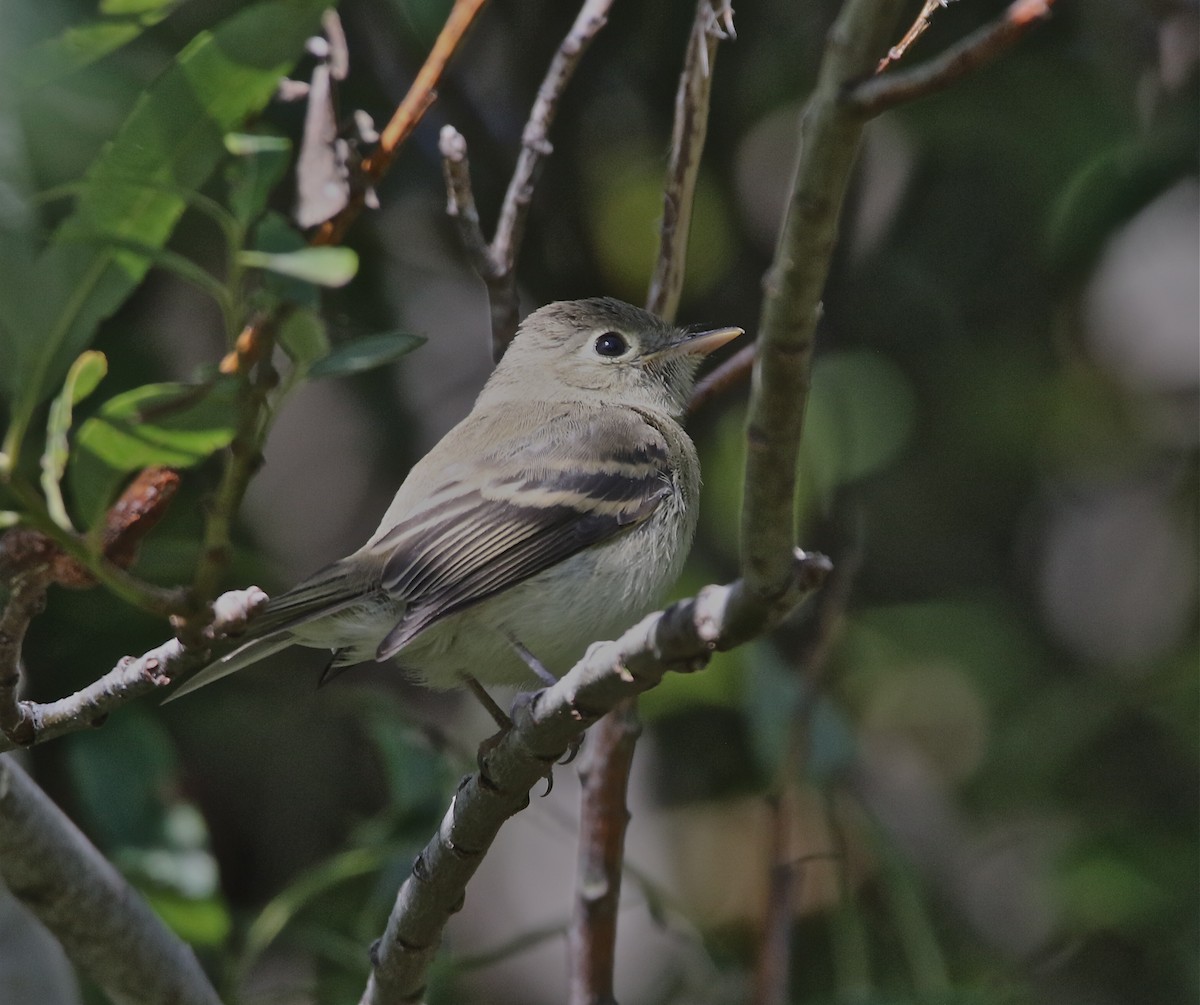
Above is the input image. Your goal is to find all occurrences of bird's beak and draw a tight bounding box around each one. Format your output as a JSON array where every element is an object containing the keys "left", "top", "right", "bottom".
[{"left": 651, "top": 325, "right": 744, "bottom": 360}]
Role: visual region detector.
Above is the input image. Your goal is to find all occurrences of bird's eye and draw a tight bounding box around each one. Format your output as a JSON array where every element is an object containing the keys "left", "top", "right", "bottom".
[{"left": 594, "top": 332, "right": 628, "bottom": 357}]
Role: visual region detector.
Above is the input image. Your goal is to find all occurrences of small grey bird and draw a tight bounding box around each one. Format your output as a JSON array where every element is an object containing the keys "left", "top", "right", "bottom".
[{"left": 171, "top": 298, "right": 741, "bottom": 701}]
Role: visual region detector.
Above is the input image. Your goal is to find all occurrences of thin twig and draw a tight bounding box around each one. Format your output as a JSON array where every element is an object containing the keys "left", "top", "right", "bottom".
[
  {"left": 0, "top": 588, "right": 268, "bottom": 754},
  {"left": 566, "top": 698, "right": 640, "bottom": 1005},
  {"left": 439, "top": 0, "right": 615, "bottom": 360},
  {"left": 646, "top": 0, "right": 734, "bottom": 321},
  {"left": 315, "top": 0, "right": 489, "bottom": 247},
  {"left": 359, "top": 551, "right": 831, "bottom": 1005},
  {"left": 0, "top": 756, "right": 224, "bottom": 1005},
  {"left": 219, "top": 0, "right": 485, "bottom": 377},
  {"left": 752, "top": 538, "right": 862, "bottom": 1005},
  {"left": 739, "top": 0, "right": 905, "bottom": 603},
  {"left": 565, "top": 6, "right": 734, "bottom": 1001},
  {"left": 687, "top": 340, "right": 755, "bottom": 414},
  {"left": 848, "top": 0, "right": 1056, "bottom": 117},
  {"left": 0, "top": 571, "right": 49, "bottom": 745},
  {"left": 875, "top": 0, "right": 954, "bottom": 73},
  {"left": 188, "top": 325, "right": 279, "bottom": 639}
]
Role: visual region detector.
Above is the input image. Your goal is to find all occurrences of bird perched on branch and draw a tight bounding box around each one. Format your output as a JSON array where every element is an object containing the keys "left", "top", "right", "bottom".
[{"left": 171, "top": 298, "right": 741, "bottom": 708}]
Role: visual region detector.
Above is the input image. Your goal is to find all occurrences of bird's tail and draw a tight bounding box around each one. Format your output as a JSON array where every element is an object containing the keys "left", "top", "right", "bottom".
[{"left": 166, "top": 559, "right": 372, "bottom": 701}]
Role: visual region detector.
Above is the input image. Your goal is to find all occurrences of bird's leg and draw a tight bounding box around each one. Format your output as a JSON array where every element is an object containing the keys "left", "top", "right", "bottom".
[
  {"left": 506, "top": 635, "right": 583, "bottom": 765},
  {"left": 462, "top": 674, "right": 512, "bottom": 731},
  {"left": 506, "top": 635, "right": 557, "bottom": 688}
]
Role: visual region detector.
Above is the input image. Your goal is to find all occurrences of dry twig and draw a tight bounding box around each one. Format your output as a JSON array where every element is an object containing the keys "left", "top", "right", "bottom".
[
  {"left": 687, "top": 340, "right": 756, "bottom": 414},
  {"left": 0, "top": 588, "right": 267, "bottom": 754},
  {"left": 850, "top": 0, "right": 1056, "bottom": 117},
  {"left": 875, "top": 0, "right": 957, "bottom": 73},
  {"left": 567, "top": 5, "right": 735, "bottom": 999},
  {"left": 219, "top": 0, "right": 488, "bottom": 377},
  {"left": 440, "top": 0, "right": 615, "bottom": 359},
  {"left": 646, "top": 0, "right": 735, "bottom": 321}
]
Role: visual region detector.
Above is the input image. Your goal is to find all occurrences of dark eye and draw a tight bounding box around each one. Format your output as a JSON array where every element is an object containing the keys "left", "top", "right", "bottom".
[{"left": 594, "top": 331, "right": 628, "bottom": 357}]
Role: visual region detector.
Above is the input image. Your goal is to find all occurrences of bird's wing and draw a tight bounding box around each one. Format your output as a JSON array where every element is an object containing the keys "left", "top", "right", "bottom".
[{"left": 372, "top": 414, "right": 674, "bottom": 660}]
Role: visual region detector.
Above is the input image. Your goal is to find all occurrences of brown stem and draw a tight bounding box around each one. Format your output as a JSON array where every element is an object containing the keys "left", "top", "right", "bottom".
[
  {"left": 219, "top": 0, "right": 485, "bottom": 378},
  {"left": 315, "top": 0, "right": 489, "bottom": 247},
  {"left": 0, "top": 572, "right": 48, "bottom": 745},
  {"left": 0, "top": 588, "right": 269, "bottom": 755},
  {"left": 566, "top": 697, "right": 641, "bottom": 1005},
  {"left": 565, "top": 6, "right": 735, "bottom": 1002},
  {"left": 646, "top": 0, "right": 734, "bottom": 322},
  {"left": 687, "top": 340, "right": 755, "bottom": 414},
  {"left": 439, "top": 0, "right": 615, "bottom": 360},
  {"left": 847, "top": 0, "right": 1056, "bottom": 117}
]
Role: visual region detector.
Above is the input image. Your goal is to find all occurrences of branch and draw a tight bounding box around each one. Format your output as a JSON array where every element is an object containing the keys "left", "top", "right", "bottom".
[
  {"left": 218, "top": 0, "right": 487, "bottom": 378},
  {"left": 739, "top": 0, "right": 906, "bottom": 602},
  {"left": 874, "top": 0, "right": 954, "bottom": 74},
  {"left": 646, "top": 0, "right": 735, "bottom": 321},
  {"left": 359, "top": 551, "right": 832, "bottom": 1005},
  {"left": 566, "top": 699, "right": 640, "bottom": 1005},
  {"left": 187, "top": 325, "right": 279, "bottom": 634},
  {"left": 687, "top": 340, "right": 755, "bottom": 414},
  {"left": 314, "top": 0, "right": 490, "bottom": 248},
  {"left": 0, "top": 588, "right": 267, "bottom": 755},
  {"left": 565, "top": 5, "right": 736, "bottom": 1001},
  {"left": 0, "top": 756, "right": 223, "bottom": 1005},
  {"left": 847, "top": 0, "right": 1056, "bottom": 118},
  {"left": 0, "top": 571, "right": 48, "bottom": 745},
  {"left": 440, "top": 0, "right": 615, "bottom": 360}
]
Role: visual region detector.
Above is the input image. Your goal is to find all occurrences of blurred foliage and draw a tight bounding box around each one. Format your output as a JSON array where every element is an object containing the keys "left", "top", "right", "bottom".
[{"left": 1, "top": 1, "right": 1197, "bottom": 1004}]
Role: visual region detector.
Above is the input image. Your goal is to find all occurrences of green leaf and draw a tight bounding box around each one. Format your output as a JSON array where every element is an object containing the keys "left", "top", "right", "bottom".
[
  {"left": 141, "top": 888, "right": 232, "bottom": 946},
  {"left": 225, "top": 131, "right": 293, "bottom": 226},
  {"left": 70, "top": 379, "right": 239, "bottom": 527},
  {"left": 309, "top": 333, "right": 427, "bottom": 380},
  {"left": 238, "top": 247, "right": 359, "bottom": 288},
  {"left": 6, "top": 0, "right": 180, "bottom": 92},
  {"left": 3, "top": 0, "right": 329, "bottom": 462},
  {"left": 41, "top": 350, "right": 109, "bottom": 530},
  {"left": 279, "top": 309, "right": 331, "bottom": 368},
  {"left": 240, "top": 845, "right": 406, "bottom": 983}
]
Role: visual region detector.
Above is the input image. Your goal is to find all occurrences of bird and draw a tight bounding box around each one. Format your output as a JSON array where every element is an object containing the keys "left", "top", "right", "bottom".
[{"left": 170, "top": 297, "right": 741, "bottom": 708}]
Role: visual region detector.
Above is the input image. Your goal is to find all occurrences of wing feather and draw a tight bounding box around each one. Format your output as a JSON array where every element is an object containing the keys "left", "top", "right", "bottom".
[{"left": 374, "top": 417, "right": 674, "bottom": 660}]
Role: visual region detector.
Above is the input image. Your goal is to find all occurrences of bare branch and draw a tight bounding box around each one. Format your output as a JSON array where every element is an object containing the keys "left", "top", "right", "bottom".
[
  {"left": 565, "top": 5, "right": 736, "bottom": 1000},
  {"left": 566, "top": 698, "right": 640, "bottom": 1005},
  {"left": 847, "top": 0, "right": 1056, "bottom": 118},
  {"left": 359, "top": 551, "right": 832, "bottom": 1005},
  {"left": 875, "top": 0, "right": 954, "bottom": 73},
  {"left": 740, "top": 0, "right": 906, "bottom": 602},
  {"left": 187, "top": 330, "right": 279, "bottom": 640},
  {"left": 314, "top": 0, "right": 490, "bottom": 247},
  {"left": 439, "top": 0, "right": 615, "bottom": 360},
  {"left": 219, "top": 0, "right": 484, "bottom": 378},
  {"left": 646, "top": 0, "right": 735, "bottom": 322},
  {"left": 687, "top": 340, "right": 755, "bottom": 414},
  {"left": 0, "top": 572, "right": 48, "bottom": 745},
  {"left": 0, "top": 588, "right": 268, "bottom": 755},
  {"left": 0, "top": 757, "right": 223, "bottom": 1005},
  {"left": 493, "top": 0, "right": 614, "bottom": 270}
]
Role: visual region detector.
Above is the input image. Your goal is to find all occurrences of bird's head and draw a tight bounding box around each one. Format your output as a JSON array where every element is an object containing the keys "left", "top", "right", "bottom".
[{"left": 483, "top": 297, "right": 742, "bottom": 416}]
